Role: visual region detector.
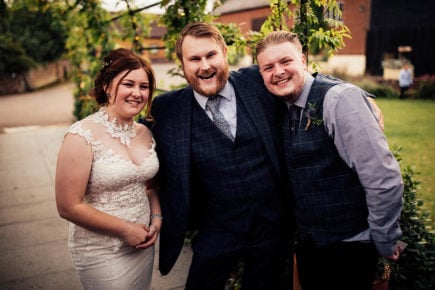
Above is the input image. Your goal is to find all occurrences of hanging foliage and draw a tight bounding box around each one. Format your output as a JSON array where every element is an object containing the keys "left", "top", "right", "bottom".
[
  {"left": 61, "top": 0, "right": 155, "bottom": 119},
  {"left": 234, "top": 0, "right": 351, "bottom": 71}
]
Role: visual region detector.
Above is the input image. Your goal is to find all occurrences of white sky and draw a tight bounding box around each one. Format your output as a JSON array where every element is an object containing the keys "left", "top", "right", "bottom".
[
  {"left": 101, "top": 0, "right": 165, "bottom": 13},
  {"left": 101, "top": 0, "right": 215, "bottom": 14}
]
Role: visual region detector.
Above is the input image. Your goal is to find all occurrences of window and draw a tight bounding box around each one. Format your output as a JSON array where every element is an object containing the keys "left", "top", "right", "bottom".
[
  {"left": 149, "top": 44, "right": 159, "bottom": 55},
  {"left": 252, "top": 17, "right": 267, "bottom": 32}
]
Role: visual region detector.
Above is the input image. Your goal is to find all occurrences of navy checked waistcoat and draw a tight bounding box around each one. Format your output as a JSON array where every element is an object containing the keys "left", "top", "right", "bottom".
[
  {"left": 284, "top": 74, "right": 369, "bottom": 247},
  {"left": 190, "top": 95, "right": 284, "bottom": 236}
]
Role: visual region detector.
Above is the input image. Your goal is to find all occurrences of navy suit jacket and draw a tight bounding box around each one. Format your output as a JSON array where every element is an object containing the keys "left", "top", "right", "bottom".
[{"left": 148, "top": 65, "right": 286, "bottom": 275}]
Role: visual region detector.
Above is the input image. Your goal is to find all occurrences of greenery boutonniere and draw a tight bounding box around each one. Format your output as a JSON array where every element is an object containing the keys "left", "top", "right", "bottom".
[{"left": 304, "top": 102, "right": 323, "bottom": 131}]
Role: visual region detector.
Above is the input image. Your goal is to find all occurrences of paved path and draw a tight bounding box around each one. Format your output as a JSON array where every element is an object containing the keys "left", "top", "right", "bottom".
[{"left": 0, "top": 63, "right": 192, "bottom": 290}]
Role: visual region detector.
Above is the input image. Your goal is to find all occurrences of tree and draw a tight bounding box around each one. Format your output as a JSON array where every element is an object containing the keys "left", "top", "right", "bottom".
[
  {"left": 60, "top": 0, "right": 115, "bottom": 120},
  {"left": 0, "top": 0, "right": 66, "bottom": 74}
]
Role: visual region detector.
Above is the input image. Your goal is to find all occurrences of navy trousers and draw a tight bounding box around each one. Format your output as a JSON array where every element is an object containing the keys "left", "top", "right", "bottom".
[{"left": 185, "top": 215, "right": 292, "bottom": 290}]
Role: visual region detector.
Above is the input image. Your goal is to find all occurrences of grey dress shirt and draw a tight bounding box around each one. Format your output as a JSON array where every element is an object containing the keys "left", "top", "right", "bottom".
[{"left": 289, "top": 72, "right": 403, "bottom": 256}]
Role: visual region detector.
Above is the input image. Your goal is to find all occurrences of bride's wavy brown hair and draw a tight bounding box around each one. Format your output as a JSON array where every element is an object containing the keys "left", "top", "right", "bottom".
[{"left": 89, "top": 48, "right": 156, "bottom": 118}]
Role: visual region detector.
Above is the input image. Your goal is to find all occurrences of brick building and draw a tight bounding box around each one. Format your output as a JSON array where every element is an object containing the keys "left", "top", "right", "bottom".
[{"left": 213, "top": 0, "right": 372, "bottom": 76}]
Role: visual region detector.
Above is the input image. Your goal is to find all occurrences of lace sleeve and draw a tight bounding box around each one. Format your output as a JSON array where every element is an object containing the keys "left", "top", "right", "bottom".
[{"left": 66, "top": 122, "right": 94, "bottom": 145}]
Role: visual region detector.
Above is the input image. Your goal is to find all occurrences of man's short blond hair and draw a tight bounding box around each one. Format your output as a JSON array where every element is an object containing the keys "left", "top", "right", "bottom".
[{"left": 255, "top": 31, "right": 302, "bottom": 59}]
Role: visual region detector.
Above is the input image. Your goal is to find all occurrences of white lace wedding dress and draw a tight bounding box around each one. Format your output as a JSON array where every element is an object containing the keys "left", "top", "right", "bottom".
[{"left": 65, "top": 108, "right": 159, "bottom": 290}]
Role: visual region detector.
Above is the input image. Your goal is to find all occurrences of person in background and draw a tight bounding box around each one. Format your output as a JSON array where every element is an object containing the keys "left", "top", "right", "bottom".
[
  {"left": 256, "top": 31, "right": 404, "bottom": 290},
  {"left": 55, "top": 48, "right": 161, "bottom": 290},
  {"left": 399, "top": 63, "right": 413, "bottom": 99},
  {"left": 145, "top": 22, "right": 292, "bottom": 290}
]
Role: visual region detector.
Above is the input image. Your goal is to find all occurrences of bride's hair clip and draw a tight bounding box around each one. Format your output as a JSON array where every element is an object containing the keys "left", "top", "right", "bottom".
[{"left": 102, "top": 59, "right": 113, "bottom": 70}]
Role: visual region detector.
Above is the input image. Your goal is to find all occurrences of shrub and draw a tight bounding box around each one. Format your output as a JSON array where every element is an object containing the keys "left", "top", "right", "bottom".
[
  {"left": 367, "top": 84, "right": 398, "bottom": 99},
  {"left": 9, "top": 6, "right": 66, "bottom": 63},
  {"left": 0, "top": 35, "right": 35, "bottom": 74},
  {"left": 415, "top": 77, "right": 435, "bottom": 100},
  {"left": 0, "top": 3, "right": 67, "bottom": 74},
  {"left": 377, "top": 148, "right": 435, "bottom": 290},
  {"left": 355, "top": 79, "right": 399, "bottom": 99}
]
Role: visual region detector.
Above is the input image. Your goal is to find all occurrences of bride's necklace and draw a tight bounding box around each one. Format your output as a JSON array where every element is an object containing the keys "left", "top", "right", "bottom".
[{"left": 95, "top": 107, "right": 136, "bottom": 147}]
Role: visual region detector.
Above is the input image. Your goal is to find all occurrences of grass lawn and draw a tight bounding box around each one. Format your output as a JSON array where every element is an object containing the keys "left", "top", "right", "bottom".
[{"left": 376, "top": 99, "right": 435, "bottom": 226}]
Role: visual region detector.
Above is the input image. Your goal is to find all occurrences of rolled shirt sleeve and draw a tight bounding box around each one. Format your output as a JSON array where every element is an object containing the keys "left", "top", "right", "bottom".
[{"left": 323, "top": 83, "right": 404, "bottom": 256}]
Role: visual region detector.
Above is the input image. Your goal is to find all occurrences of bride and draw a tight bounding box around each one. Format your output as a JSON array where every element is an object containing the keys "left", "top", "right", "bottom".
[{"left": 55, "top": 48, "right": 161, "bottom": 290}]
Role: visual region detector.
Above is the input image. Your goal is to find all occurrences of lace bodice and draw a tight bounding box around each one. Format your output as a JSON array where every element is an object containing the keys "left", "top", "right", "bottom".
[{"left": 64, "top": 110, "right": 159, "bottom": 269}]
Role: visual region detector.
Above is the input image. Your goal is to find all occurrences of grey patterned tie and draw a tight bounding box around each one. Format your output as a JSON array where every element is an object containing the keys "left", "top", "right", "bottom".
[{"left": 206, "top": 95, "right": 234, "bottom": 141}]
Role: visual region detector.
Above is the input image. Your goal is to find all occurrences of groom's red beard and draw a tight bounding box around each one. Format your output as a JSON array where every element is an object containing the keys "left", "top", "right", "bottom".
[{"left": 184, "top": 64, "right": 229, "bottom": 97}]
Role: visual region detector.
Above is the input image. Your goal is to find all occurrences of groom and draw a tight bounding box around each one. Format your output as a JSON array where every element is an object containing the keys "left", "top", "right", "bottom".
[{"left": 146, "top": 22, "right": 292, "bottom": 289}]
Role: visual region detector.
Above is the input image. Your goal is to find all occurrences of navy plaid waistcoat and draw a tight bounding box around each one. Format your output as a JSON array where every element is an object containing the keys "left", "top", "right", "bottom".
[
  {"left": 284, "top": 74, "right": 369, "bottom": 247},
  {"left": 190, "top": 95, "right": 285, "bottom": 235}
]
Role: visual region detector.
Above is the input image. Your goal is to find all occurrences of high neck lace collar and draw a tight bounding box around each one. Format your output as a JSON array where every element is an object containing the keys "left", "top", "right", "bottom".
[{"left": 94, "top": 107, "right": 136, "bottom": 147}]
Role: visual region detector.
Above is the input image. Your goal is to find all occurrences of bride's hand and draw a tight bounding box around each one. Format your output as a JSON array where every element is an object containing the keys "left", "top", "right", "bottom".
[
  {"left": 136, "top": 223, "right": 160, "bottom": 249},
  {"left": 121, "top": 221, "right": 149, "bottom": 247}
]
